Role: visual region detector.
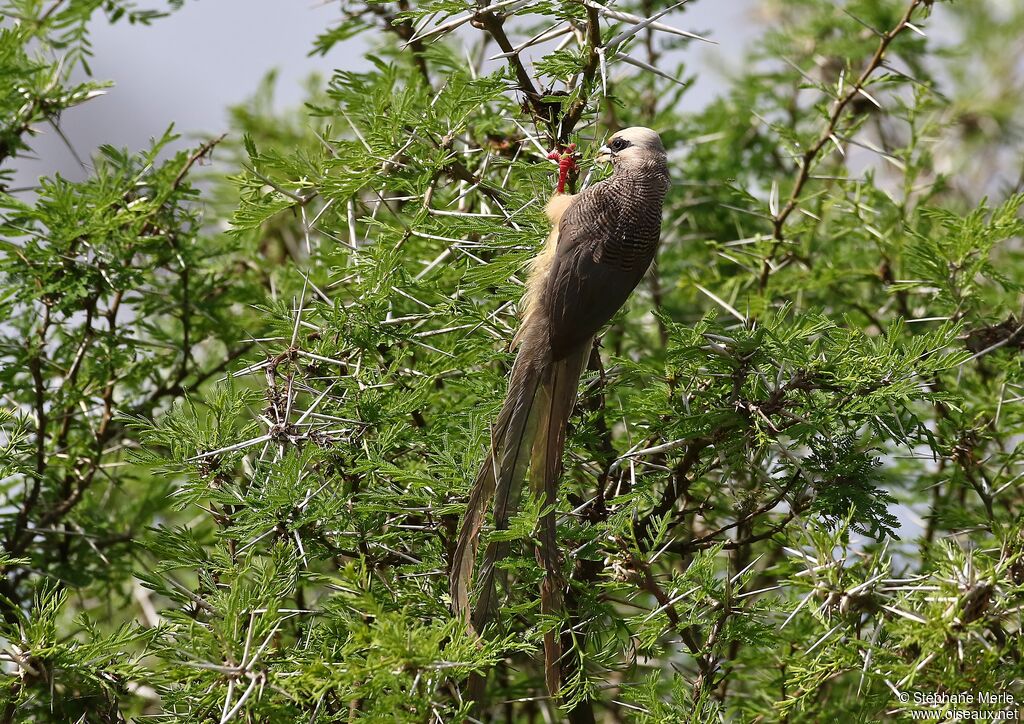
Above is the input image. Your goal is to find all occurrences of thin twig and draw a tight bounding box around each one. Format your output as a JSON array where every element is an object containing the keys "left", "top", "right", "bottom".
[{"left": 759, "top": 0, "right": 925, "bottom": 290}]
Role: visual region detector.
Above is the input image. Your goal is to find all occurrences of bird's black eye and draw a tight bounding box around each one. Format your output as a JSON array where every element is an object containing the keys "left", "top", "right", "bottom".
[{"left": 610, "top": 138, "right": 629, "bottom": 152}]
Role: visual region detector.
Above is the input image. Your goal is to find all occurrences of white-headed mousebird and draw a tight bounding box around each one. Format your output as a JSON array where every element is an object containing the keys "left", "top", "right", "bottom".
[{"left": 450, "top": 128, "right": 670, "bottom": 694}]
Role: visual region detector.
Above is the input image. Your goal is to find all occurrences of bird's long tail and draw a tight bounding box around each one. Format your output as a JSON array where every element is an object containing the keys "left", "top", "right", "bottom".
[
  {"left": 529, "top": 339, "right": 591, "bottom": 696},
  {"left": 449, "top": 334, "right": 544, "bottom": 630},
  {"left": 449, "top": 322, "right": 591, "bottom": 694}
]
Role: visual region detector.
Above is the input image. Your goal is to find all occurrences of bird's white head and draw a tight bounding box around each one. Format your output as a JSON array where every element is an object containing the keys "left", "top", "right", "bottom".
[{"left": 596, "top": 127, "right": 666, "bottom": 168}]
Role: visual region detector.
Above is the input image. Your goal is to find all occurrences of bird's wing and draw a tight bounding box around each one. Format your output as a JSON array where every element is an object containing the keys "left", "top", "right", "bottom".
[{"left": 543, "top": 181, "right": 660, "bottom": 360}]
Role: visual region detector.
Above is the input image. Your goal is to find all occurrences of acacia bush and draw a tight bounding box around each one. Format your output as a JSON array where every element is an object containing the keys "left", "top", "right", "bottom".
[{"left": 2, "top": 0, "right": 1024, "bottom": 721}]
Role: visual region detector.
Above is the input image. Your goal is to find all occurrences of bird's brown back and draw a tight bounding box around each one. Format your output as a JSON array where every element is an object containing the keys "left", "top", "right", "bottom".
[{"left": 540, "top": 161, "right": 670, "bottom": 359}]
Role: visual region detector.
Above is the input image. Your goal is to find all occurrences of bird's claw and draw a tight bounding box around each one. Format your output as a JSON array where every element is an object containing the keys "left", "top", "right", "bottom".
[{"left": 548, "top": 143, "right": 578, "bottom": 194}]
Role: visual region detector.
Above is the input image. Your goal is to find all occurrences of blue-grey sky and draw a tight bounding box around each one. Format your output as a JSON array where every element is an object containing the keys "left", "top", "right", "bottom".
[{"left": 10, "top": 1, "right": 759, "bottom": 190}]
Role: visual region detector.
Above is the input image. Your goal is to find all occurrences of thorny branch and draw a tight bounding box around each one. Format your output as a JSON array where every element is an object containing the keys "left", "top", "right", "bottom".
[
  {"left": 1, "top": 139, "right": 247, "bottom": 592},
  {"left": 758, "top": 0, "right": 927, "bottom": 290},
  {"left": 622, "top": 544, "right": 712, "bottom": 678},
  {"left": 473, "top": 4, "right": 549, "bottom": 127},
  {"left": 558, "top": 5, "right": 604, "bottom": 145}
]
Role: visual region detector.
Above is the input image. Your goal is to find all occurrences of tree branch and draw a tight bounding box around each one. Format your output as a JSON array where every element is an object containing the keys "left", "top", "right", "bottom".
[
  {"left": 759, "top": 0, "right": 926, "bottom": 290},
  {"left": 559, "top": 5, "right": 603, "bottom": 145},
  {"left": 474, "top": 7, "right": 548, "bottom": 127}
]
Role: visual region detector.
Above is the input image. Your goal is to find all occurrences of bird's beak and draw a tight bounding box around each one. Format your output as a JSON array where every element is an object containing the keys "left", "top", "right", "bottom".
[{"left": 596, "top": 144, "right": 613, "bottom": 163}]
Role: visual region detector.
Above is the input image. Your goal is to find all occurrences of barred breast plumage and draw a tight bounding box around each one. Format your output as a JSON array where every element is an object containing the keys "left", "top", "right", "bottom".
[{"left": 541, "top": 160, "right": 670, "bottom": 359}]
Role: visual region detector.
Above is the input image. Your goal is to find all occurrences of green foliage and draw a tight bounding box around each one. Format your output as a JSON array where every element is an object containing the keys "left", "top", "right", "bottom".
[
  {"left": 0, "top": 0, "right": 179, "bottom": 177},
  {"left": 2, "top": 0, "right": 1024, "bottom": 721}
]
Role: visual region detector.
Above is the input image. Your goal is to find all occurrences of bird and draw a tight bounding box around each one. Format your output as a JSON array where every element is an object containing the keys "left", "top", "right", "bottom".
[{"left": 450, "top": 127, "right": 670, "bottom": 693}]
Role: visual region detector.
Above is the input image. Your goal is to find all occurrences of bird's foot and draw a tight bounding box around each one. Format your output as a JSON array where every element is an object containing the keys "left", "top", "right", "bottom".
[{"left": 547, "top": 143, "right": 577, "bottom": 194}]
